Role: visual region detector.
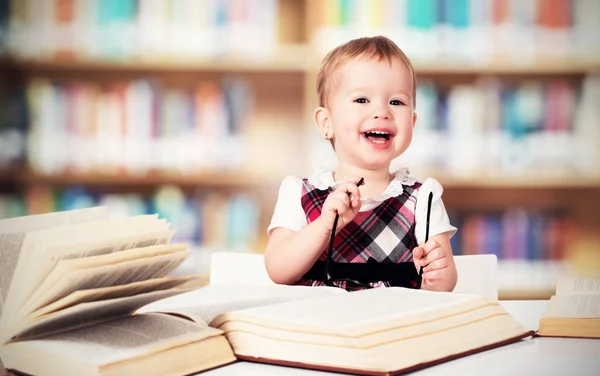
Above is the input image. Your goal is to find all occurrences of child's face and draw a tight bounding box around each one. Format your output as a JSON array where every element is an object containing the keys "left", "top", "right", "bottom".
[{"left": 325, "top": 57, "right": 416, "bottom": 170}]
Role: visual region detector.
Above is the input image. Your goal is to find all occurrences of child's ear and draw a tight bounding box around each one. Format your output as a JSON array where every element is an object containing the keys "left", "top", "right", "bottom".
[
  {"left": 314, "top": 106, "right": 332, "bottom": 139},
  {"left": 412, "top": 111, "right": 417, "bottom": 129}
]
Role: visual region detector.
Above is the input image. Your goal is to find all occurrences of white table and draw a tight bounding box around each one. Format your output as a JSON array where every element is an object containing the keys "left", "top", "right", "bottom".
[{"left": 202, "top": 300, "right": 600, "bottom": 376}]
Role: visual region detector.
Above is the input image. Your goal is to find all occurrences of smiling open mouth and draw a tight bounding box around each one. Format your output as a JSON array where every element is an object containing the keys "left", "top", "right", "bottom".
[{"left": 363, "top": 131, "right": 391, "bottom": 143}]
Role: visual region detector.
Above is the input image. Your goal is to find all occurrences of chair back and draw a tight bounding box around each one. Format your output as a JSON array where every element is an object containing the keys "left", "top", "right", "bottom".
[
  {"left": 453, "top": 254, "right": 498, "bottom": 300},
  {"left": 210, "top": 252, "right": 275, "bottom": 286},
  {"left": 209, "top": 252, "right": 499, "bottom": 300}
]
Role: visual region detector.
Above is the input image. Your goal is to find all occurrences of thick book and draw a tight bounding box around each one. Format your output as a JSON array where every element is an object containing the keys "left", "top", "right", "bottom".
[
  {"left": 0, "top": 208, "right": 534, "bottom": 376},
  {"left": 538, "top": 277, "right": 600, "bottom": 339},
  {"left": 139, "top": 283, "right": 533, "bottom": 375},
  {"left": 0, "top": 207, "right": 236, "bottom": 376},
  {"left": 209, "top": 287, "right": 533, "bottom": 375}
]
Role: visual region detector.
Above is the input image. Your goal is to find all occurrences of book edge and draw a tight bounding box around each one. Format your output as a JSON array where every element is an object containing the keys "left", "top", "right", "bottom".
[{"left": 235, "top": 330, "right": 535, "bottom": 375}]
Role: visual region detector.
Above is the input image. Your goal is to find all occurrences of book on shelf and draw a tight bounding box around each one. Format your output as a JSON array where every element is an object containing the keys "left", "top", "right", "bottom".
[
  {"left": 0, "top": 207, "right": 235, "bottom": 376},
  {"left": 538, "top": 277, "right": 600, "bottom": 339}
]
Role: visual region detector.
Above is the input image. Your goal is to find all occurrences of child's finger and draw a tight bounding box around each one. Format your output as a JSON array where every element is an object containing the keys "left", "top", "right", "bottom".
[
  {"left": 413, "top": 246, "right": 425, "bottom": 261},
  {"left": 351, "top": 197, "right": 361, "bottom": 210},
  {"left": 342, "top": 176, "right": 362, "bottom": 186},
  {"left": 421, "top": 248, "right": 443, "bottom": 266},
  {"left": 423, "top": 257, "right": 447, "bottom": 272},
  {"left": 330, "top": 191, "right": 350, "bottom": 207},
  {"left": 412, "top": 247, "right": 424, "bottom": 272},
  {"left": 344, "top": 183, "right": 361, "bottom": 201},
  {"left": 422, "top": 268, "right": 447, "bottom": 280},
  {"left": 331, "top": 200, "right": 347, "bottom": 216},
  {"left": 423, "top": 239, "right": 440, "bottom": 253}
]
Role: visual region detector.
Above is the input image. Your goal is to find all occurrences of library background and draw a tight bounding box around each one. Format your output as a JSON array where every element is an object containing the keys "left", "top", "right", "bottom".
[{"left": 0, "top": 0, "right": 598, "bottom": 299}]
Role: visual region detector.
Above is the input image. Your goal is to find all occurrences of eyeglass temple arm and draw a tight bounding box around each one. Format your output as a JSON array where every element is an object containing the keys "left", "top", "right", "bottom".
[{"left": 323, "top": 177, "right": 365, "bottom": 281}]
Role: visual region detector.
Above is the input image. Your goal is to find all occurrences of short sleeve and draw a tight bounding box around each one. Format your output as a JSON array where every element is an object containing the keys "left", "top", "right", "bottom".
[
  {"left": 414, "top": 178, "right": 457, "bottom": 245},
  {"left": 267, "top": 176, "right": 308, "bottom": 236}
]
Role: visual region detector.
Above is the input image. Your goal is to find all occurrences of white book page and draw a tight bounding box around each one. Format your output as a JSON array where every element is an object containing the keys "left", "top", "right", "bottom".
[
  {"left": 22, "top": 249, "right": 190, "bottom": 316},
  {"left": 0, "top": 207, "right": 108, "bottom": 234},
  {"left": 214, "top": 287, "right": 482, "bottom": 335},
  {"left": 8, "top": 288, "right": 191, "bottom": 342},
  {"left": 139, "top": 284, "right": 347, "bottom": 325},
  {"left": 556, "top": 278, "right": 600, "bottom": 296},
  {"left": 0, "top": 207, "right": 108, "bottom": 318},
  {"left": 545, "top": 295, "right": 600, "bottom": 318},
  {"left": 2, "top": 314, "right": 218, "bottom": 366},
  {"left": 30, "top": 275, "right": 196, "bottom": 319},
  {"left": 21, "top": 243, "right": 188, "bottom": 314},
  {"left": 1, "top": 216, "right": 172, "bottom": 333},
  {"left": 17, "top": 216, "right": 169, "bottom": 303}
]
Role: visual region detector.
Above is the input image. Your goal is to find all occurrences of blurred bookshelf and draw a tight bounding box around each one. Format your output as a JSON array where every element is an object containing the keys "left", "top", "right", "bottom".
[
  {"left": 0, "top": 169, "right": 282, "bottom": 189},
  {"left": 0, "top": 44, "right": 309, "bottom": 73},
  {"left": 1, "top": 0, "right": 599, "bottom": 299}
]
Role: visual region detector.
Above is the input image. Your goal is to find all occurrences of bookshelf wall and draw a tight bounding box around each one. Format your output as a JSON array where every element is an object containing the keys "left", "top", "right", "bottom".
[{"left": 1, "top": 0, "right": 599, "bottom": 298}]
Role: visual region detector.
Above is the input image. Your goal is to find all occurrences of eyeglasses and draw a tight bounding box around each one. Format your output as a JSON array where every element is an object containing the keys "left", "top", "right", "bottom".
[{"left": 323, "top": 277, "right": 373, "bottom": 291}]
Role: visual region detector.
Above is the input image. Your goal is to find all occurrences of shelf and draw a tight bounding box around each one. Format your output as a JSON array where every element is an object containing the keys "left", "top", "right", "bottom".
[
  {"left": 498, "top": 289, "right": 555, "bottom": 300},
  {"left": 436, "top": 176, "right": 600, "bottom": 189},
  {"left": 497, "top": 259, "right": 572, "bottom": 300},
  {"left": 0, "top": 169, "right": 282, "bottom": 190},
  {"left": 0, "top": 45, "right": 309, "bottom": 74},
  {"left": 411, "top": 59, "right": 600, "bottom": 75},
  {"left": 3, "top": 52, "right": 600, "bottom": 76},
  {"left": 2, "top": 168, "right": 599, "bottom": 190}
]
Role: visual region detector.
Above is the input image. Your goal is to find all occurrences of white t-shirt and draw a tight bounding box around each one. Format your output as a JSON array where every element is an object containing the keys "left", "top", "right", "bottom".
[{"left": 268, "top": 167, "right": 457, "bottom": 245}]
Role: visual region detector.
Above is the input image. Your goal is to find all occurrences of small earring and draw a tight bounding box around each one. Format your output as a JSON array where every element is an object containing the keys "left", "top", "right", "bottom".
[{"left": 324, "top": 132, "right": 329, "bottom": 140}]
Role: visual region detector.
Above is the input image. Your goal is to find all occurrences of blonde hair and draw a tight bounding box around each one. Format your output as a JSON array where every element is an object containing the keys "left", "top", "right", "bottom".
[{"left": 316, "top": 36, "right": 417, "bottom": 108}]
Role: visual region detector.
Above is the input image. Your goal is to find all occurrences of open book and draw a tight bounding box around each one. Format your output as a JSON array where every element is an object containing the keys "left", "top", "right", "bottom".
[
  {"left": 0, "top": 207, "right": 236, "bottom": 376},
  {"left": 0, "top": 208, "right": 534, "bottom": 376},
  {"left": 538, "top": 277, "right": 600, "bottom": 339},
  {"left": 138, "top": 283, "right": 533, "bottom": 376}
]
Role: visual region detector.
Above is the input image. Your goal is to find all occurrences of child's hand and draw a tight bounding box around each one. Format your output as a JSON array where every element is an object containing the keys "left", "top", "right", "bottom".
[
  {"left": 413, "top": 238, "right": 455, "bottom": 290},
  {"left": 319, "top": 179, "right": 362, "bottom": 235}
]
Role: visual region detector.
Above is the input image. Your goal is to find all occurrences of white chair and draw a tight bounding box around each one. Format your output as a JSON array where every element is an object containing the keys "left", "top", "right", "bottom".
[
  {"left": 210, "top": 252, "right": 275, "bottom": 286},
  {"left": 453, "top": 254, "right": 498, "bottom": 300},
  {"left": 209, "top": 252, "right": 499, "bottom": 300}
]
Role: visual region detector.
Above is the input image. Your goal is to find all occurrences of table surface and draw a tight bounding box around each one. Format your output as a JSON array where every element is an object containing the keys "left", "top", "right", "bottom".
[{"left": 201, "top": 300, "right": 600, "bottom": 376}]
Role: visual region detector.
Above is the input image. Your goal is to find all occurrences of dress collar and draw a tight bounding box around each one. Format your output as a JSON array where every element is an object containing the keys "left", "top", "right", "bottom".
[{"left": 307, "top": 166, "right": 419, "bottom": 201}]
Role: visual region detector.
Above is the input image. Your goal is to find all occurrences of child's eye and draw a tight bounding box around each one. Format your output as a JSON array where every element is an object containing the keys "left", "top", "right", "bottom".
[
  {"left": 390, "top": 99, "right": 404, "bottom": 106},
  {"left": 354, "top": 98, "right": 369, "bottom": 104}
]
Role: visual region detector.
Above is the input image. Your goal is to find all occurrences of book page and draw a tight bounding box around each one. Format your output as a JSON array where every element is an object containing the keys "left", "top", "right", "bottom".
[
  {"left": 16, "top": 215, "right": 170, "bottom": 305},
  {"left": 139, "top": 284, "right": 347, "bottom": 325},
  {"left": 0, "top": 207, "right": 107, "bottom": 318},
  {"left": 20, "top": 243, "right": 187, "bottom": 314},
  {"left": 545, "top": 295, "right": 600, "bottom": 318},
  {"left": 0, "top": 207, "right": 108, "bottom": 235},
  {"left": 30, "top": 275, "right": 197, "bottom": 319},
  {"left": 22, "top": 248, "right": 190, "bottom": 315},
  {"left": 7, "top": 288, "right": 192, "bottom": 342},
  {"left": 0, "top": 216, "right": 172, "bottom": 334},
  {"left": 556, "top": 277, "right": 600, "bottom": 296},
  {"left": 2, "top": 314, "right": 220, "bottom": 366},
  {"left": 212, "top": 287, "right": 481, "bottom": 334}
]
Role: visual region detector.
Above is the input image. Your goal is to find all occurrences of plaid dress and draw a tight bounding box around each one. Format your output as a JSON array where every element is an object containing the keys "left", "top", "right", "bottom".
[{"left": 296, "top": 178, "right": 422, "bottom": 291}]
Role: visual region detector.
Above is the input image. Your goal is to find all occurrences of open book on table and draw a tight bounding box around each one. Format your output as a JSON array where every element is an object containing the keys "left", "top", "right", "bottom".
[
  {"left": 138, "top": 283, "right": 534, "bottom": 376},
  {"left": 0, "top": 207, "right": 235, "bottom": 376},
  {"left": 539, "top": 276, "right": 600, "bottom": 339},
  {"left": 0, "top": 208, "right": 534, "bottom": 376}
]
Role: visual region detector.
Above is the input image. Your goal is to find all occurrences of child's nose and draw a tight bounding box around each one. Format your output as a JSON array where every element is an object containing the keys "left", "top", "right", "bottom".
[{"left": 372, "top": 104, "right": 391, "bottom": 119}]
